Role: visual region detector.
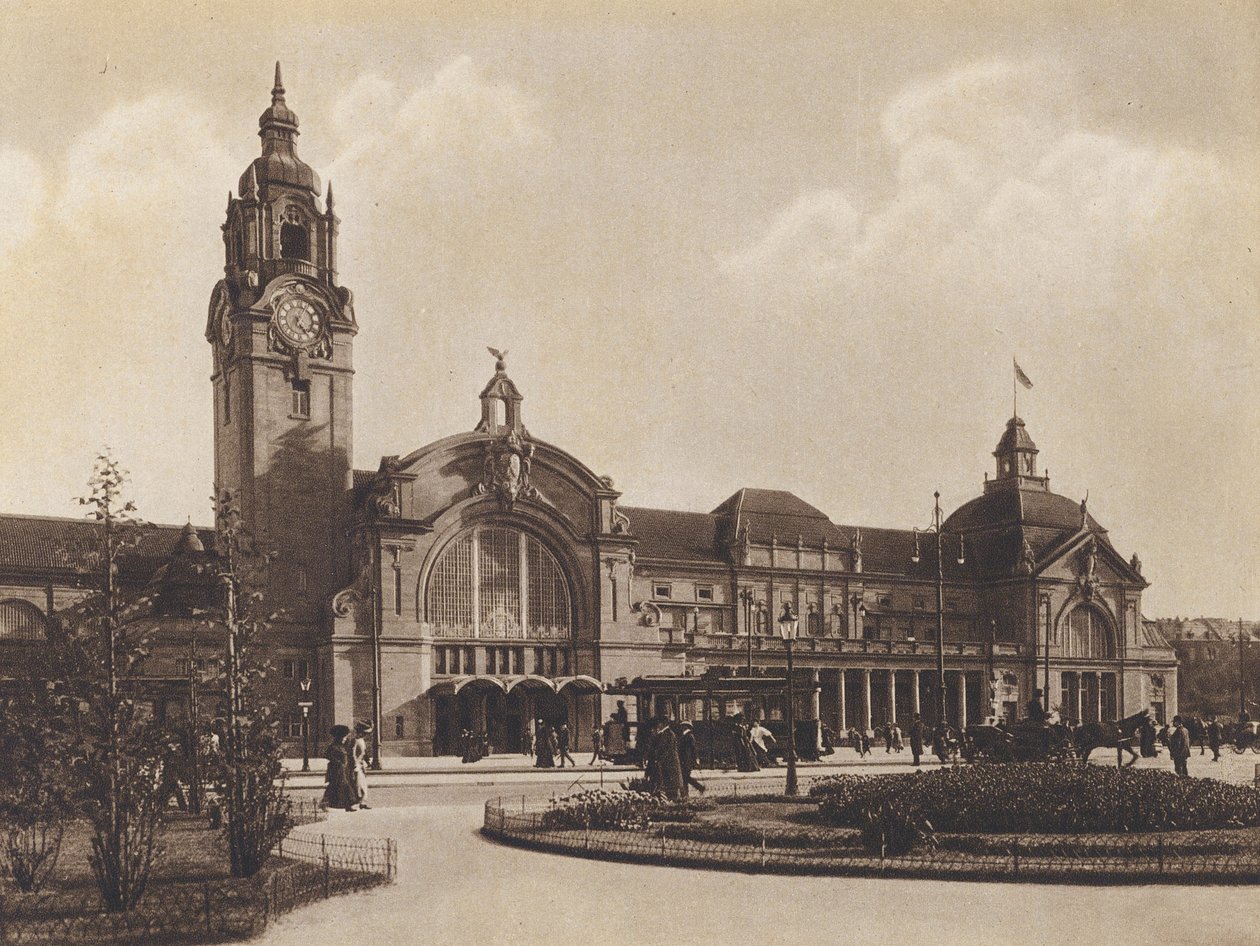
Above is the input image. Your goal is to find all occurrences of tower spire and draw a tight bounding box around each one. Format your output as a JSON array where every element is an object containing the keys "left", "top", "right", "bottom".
[{"left": 273, "top": 61, "right": 285, "bottom": 102}]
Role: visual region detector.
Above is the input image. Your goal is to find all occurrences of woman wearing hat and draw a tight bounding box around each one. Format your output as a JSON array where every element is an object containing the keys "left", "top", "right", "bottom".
[
  {"left": 323, "top": 725, "right": 357, "bottom": 811},
  {"left": 352, "top": 721, "right": 373, "bottom": 809}
]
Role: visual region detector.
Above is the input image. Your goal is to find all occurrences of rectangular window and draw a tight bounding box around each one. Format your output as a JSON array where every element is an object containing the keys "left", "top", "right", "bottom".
[
  {"left": 282, "top": 659, "right": 295, "bottom": 679},
  {"left": 654, "top": 583, "right": 672, "bottom": 599},
  {"left": 560, "top": 649, "right": 571, "bottom": 675},
  {"left": 395, "top": 715, "right": 405, "bottom": 739},
  {"left": 464, "top": 646, "right": 477, "bottom": 675},
  {"left": 485, "top": 647, "right": 497, "bottom": 675},
  {"left": 913, "top": 597, "right": 926, "bottom": 612},
  {"left": 291, "top": 380, "right": 311, "bottom": 419},
  {"left": 696, "top": 585, "right": 714, "bottom": 602},
  {"left": 223, "top": 380, "right": 231, "bottom": 425},
  {"left": 286, "top": 716, "right": 303, "bottom": 739},
  {"left": 392, "top": 566, "right": 402, "bottom": 616},
  {"left": 296, "top": 658, "right": 310, "bottom": 682},
  {"left": 512, "top": 647, "right": 525, "bottom": 674},
  {"left": 945, "top": 598, "right": 958, "bottom": 612},
  {"left": 546, "top": 648, "right": 557, "bottom": 676},
  {"left": 435, "top": 647, "right": 447, "bottom": 675},
  {"left": 878, "top": 595, "right": 892, "bottom": 609},
  {"left": 176, "top": 658, "right": 190, "bottom": 676},
  {"left": 533, "top": 647, "right": 546, "bottom": 675}
]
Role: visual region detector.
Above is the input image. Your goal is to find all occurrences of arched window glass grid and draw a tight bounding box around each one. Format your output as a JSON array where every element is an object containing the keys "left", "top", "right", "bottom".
[
  {"left": 0, "top": 599, "right": 48, "bottom": 642},
  {"left": 426, "top": 526, "right": 571, "bottom": 641},
  {"left": 1064, "top": 605, "right": 1115, "bottom": 659}
]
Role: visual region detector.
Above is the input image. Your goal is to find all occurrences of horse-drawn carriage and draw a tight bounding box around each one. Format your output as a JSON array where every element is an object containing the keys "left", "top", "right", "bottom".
[
  {"left": 1228, "top": 721, "right": 1260, "bottom": 754},
  {"left": 962, "top": 717, "right": 1076, "bottom": 763}
]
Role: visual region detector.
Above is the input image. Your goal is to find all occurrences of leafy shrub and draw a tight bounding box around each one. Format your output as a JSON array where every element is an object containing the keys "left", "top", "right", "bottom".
[
  {"left": 540, "top": 790, "right": 667, "bottom": 831},
  {"left": 857, "top": 801, "right": 935, "bottom": 855},
  {"left": 813, "top": 765, "right": 1260, "bottom": 834}
]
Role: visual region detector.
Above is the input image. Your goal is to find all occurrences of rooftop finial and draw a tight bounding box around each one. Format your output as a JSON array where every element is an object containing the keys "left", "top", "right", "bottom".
[
  {"left": 326, "top": 180, "right": 334, "bottom": 212},
  {"left": 273, "top": 61, "right": 285, "bottom": 102},
  {"left": 487, "top": 347, "right": 509, "bottom": 373}
]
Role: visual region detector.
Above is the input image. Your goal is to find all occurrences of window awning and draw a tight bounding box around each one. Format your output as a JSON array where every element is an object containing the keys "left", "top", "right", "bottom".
[
  {"left": 503, "top": 674, "right": 557, "bottom": 692},
  {"left": 428, "top": 675, "right": 509, "bottom": 697},
  {"left": 555, "top": 674, "right": 603, "bottom": 693}
]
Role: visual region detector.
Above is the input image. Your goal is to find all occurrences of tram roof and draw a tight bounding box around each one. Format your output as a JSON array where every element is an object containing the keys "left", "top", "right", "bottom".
[{"left": 606, "top": 675, "right": 819, "bottom": 696}]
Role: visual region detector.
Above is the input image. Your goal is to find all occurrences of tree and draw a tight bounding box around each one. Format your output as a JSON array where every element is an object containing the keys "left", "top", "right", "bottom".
[
  {"left": 0, "top": 688, "right": 74, "bottom": 892},
  {"left": 55, "top": 452, "right": 166, "bottom": 911},
  {"left": 211, "top": 490, "right": 293, "bottom": 877}
]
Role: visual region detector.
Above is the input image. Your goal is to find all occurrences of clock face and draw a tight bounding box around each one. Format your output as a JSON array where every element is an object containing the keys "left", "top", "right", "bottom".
[
  {"left": 217, "top": 305, "right": 232, "bottom": 347},
  {"left": 275, "top": 295, "right": 324, "bottom": 348}
]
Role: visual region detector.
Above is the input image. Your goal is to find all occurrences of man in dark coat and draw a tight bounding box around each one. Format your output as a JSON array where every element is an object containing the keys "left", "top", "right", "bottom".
[
  {"left": 1169, "top": 715, "right": 1192, "bottom": 776},
  {"left": 647, "top": 720, "right": 684, "bottom": 801},
  {"left": 909, "top": 713, "right": 926, "bottom": 768},
  {"left": 675, "top": 722, "right": 705, "bottom": 798},
  {"left": 1207, "top": 716, "right": 1223, "bottom": 762}
]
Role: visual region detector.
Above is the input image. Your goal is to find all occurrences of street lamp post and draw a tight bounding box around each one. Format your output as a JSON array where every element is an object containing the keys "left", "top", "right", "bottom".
[
  {"left": 298, "top": 677, "right": 314, "bottom": 773},
  {"left": 738, "top": 588, "right": 755, "bottom": 675},
  {"left": 911, "top": 491, "right": 966, "bottom": 727},
  {"left": 778, "top": 602, "right": 800, "bottom": 797}
]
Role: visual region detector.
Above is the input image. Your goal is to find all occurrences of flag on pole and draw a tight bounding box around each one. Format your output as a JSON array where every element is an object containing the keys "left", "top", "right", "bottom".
[{"left": 1014, "top": 360, "right": 1034, "bottom": 389}]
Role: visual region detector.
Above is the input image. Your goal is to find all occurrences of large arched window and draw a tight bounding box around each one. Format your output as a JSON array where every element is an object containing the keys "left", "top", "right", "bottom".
[
  {"left": 426, "top": 527, "right": 571, "bottom": 641},
  {"left": 1063, "top": 605, "right": 1115, "bottom": 659},
  {"left": 0, "top": 599, "right": 48, "bottom": 642}
]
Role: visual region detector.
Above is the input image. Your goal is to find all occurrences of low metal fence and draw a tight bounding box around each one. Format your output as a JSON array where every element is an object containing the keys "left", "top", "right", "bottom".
[
  {"left": 0, "top": 823, "right": 396, "bottom": 945},
  {"left": 482, "top": 794, "right": 1260, "bottom": 884}
]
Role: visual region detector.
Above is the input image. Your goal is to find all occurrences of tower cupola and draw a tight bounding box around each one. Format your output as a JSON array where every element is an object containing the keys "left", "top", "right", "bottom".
[{"left": 986, "top": 416, "right": 1050, "bottom": 493}]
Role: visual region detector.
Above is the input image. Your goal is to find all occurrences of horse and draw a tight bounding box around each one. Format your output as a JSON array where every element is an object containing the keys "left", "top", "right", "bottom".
[{"left": 1073, "top": 708, "right": 1151, "bottom": 764}]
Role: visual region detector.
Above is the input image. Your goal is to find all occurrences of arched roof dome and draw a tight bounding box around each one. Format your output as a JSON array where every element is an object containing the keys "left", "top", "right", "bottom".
[{"left": 944, "top": 487, "right": 1100, "bottom": 535}]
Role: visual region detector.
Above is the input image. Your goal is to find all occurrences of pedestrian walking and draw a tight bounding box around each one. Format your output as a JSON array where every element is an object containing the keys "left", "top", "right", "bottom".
[
  {"left": 647, "top": 719, "right": 684, "bottom": 801},
  {"left": 1207, "top": 716, "right": 1223, "bottom": 762},
  {"left": 675, "top": 722, "right": 705, "bottom": 798},
  {"left": 749, "top": 720, "right": 775, "bottom": 766},
  {"left": 322, "top": 725, "right": 357, "bottom": 811},
  {"left": 534, "top": 719, "right": 556, "bottom": 768},
  {"left": 890, "top": 724, "right": 904, "bottom": 753},
  {"left": 522, "top": 720, "right": 535, "bottom": 758},
  {"left": 909, "top": 713, "right": 925, "bottom": 767},
  {"left": 352, "top": 720, "right": 373, "bottom": 809},
  {"left": 589, "top": 724, "right": 604, "bottom": 764},
  {"left": 1169, "top": 715, "right": 1191, "bottom": 776},
  {"left": 556, "top": 722, "right": 577, "bottom": 768}
]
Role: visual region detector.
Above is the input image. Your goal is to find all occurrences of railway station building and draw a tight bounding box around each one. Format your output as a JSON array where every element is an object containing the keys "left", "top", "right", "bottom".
[{"left": 0, "top": 70, "right": 1178, "bottom": 756}]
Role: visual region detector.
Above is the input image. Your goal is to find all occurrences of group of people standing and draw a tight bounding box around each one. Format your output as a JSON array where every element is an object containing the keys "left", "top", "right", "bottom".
[
  {"left": 639, "top": 717, "right": 704, "bottom": 800},
  {"left": 322, "top": 721, "right": 373, "bottom": 812},
  {"left": 527, "top": 718, "right": 577, "bottom": 768}
]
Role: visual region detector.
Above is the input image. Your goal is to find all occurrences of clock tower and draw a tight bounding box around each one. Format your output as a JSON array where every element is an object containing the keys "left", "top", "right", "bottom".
[{"left": 206, "top": 64, "right": 356, "bottom": 624}]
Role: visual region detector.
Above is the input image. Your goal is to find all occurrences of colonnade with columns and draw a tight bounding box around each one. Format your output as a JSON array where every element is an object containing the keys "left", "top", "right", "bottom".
[{"left": 821, "top": 667, "right": 987, "bottom": 732}]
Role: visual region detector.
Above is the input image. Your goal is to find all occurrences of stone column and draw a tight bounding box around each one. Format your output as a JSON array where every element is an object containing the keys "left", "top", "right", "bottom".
[
  {"left": 956, "top": 672, "right": 967, "bottom": 730},
  {"left": 912, "top": 669, "right": 921, "bottom": 714},
  {"left": 888, "top": 669, "right": 898, "bottom": 725},
  {"left": 838, "top": 669, "right": 847, "bottom": 731},
  {"left": 862, "top": 669, "right": 872, "bottom": 732}
]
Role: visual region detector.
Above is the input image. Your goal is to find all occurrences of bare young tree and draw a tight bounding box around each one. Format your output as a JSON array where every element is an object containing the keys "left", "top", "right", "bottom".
[
  {"left": 54, "top": 452, "right": 166, "bottom": 911},
  {"left": 211, "top": 490, "right": 293, "bottom": 877}
]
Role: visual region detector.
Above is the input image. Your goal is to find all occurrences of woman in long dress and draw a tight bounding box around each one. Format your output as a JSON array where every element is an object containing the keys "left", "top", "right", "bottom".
[
  {"left": 647, "top": 720, "right": 684, "bottom": 801},
  {"left": 352, "top": 721, "right": 372, "bottom": 809},
  {"left": 323, "top": 725, "right": 357, "bottom": 811},
  {"left": 534, "top": 720, "right": 556, "bottom": 768}
]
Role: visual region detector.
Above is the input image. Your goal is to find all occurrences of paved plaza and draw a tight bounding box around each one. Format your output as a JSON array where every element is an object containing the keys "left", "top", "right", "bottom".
[{"left": 263, "top": 752, "right": 1260, "bottom": 946}]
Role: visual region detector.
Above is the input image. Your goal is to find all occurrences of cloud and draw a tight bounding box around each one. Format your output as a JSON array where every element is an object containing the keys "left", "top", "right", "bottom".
[
  {"left": 0, "top": 147, "right": 45, "bottom": 255},
  {"left": 716, "top": 57, "right": 1260, "bottom": 615}
]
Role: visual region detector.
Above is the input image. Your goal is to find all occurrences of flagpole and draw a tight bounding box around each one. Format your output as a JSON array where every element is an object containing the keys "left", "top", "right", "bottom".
[{"left": 1013, "top": 358, "right": 1017, "bottom": 418}]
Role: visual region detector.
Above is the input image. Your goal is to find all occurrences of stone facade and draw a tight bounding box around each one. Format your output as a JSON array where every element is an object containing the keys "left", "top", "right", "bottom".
[{"left": 0, "top": 70, "right": 1178, "bottom": 756}]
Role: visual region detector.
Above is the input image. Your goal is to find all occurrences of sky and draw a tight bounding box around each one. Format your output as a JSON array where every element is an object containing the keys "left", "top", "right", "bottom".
[{"left": 0, "top": 0, "right": 1256, "bottom": 618}]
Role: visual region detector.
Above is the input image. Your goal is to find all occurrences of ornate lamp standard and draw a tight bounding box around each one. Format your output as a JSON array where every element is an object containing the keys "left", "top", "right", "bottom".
[
  {"left": 778, "top": 602, "right": 800, "bottom": 797},
  {"left": 298, "top": 676, "right": 314, "bottom": 772},
  {"left": 911, "top": 491, "right": 966, "bottom": 727},
  {"left": 738, "top": 590, "right": 767, "bottom": 676}
]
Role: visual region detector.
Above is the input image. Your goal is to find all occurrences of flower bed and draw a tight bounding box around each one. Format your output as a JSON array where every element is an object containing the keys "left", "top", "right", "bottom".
[{"left": 811, "top": 765, "right": 1260, "bottom": 834}]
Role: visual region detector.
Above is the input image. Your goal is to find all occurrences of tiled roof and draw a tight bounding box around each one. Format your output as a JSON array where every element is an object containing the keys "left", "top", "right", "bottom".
[
  {"left": 712, "top": 488, "right": 855, "bottom": 550},
  {"left": 620, "top": 507, "right": 725, "bottom": 563},
  {"left": 0, "top": 513, "right": 209, "bottom": 580}
]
